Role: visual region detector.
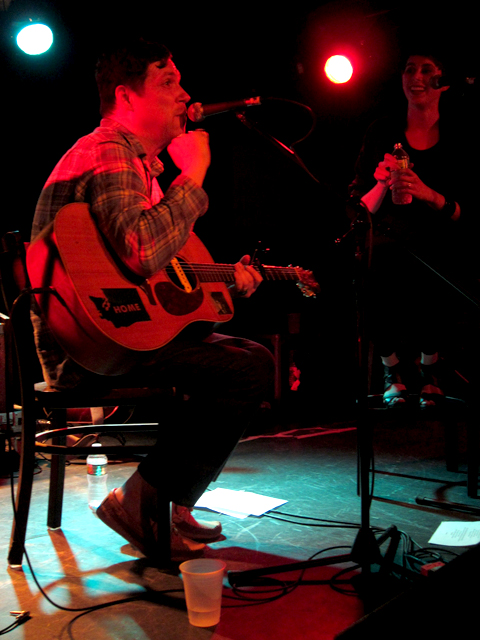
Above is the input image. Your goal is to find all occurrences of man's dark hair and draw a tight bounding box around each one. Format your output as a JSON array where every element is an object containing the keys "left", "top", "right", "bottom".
[{"left": 95, "top": 38, "right": 171, "bottom": 117}]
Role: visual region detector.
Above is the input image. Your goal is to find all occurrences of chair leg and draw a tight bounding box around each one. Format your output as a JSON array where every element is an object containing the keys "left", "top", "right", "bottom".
[
  {"left": 47, "top": 409, "right": 67, "bottom": 529},
  {"left": 8, "top": 414, "right": 36, "bottom": 567}
]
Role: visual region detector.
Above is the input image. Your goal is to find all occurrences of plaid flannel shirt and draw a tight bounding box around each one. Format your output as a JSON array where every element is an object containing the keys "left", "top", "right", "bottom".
[{"left": 31, "top": 118, "right": 209, "bottom": 388}]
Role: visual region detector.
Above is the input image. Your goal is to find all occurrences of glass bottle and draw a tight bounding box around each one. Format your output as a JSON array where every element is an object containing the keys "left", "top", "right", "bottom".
[{"left": 391, "top": 143, "right": 412, "bottom": 205}]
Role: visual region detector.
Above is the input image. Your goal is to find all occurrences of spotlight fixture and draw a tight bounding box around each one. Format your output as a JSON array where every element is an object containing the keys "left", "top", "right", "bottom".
[
  {"left": 324, "top": 55, "right": 353, "bottom": 84},
  {"left": 15, "top": 20, "right": 53, "bottom": 55}
]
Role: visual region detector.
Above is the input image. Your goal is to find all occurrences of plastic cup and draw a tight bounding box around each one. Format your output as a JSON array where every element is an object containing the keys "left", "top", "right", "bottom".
[{"left": 179, "top": 558, "right": 226, "bottom": 627}]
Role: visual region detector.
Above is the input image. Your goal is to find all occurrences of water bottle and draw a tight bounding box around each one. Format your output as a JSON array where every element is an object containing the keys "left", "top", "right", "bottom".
[
  {"left": 87, "top": 443, "right": 108, "bottom": 511},
  {"left": 391, "top": 143, "right": 412, "bottom": 205}
]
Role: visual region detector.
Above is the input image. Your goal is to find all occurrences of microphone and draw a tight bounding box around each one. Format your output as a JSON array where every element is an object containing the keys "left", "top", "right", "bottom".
[
  {"left": 430, "top": 75, "right": 476, "bottom": 89},
  {"left": 187, "top": 96, "right": 262, "bottom": 122}
]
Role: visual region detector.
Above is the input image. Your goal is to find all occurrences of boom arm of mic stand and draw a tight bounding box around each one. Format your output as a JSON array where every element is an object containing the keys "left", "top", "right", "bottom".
[
  {"left": 405, "top": 246, "right": 480, "bottom": 310},
  {"left": 235, "top": 112, "right": 320, "bottom": 184}
]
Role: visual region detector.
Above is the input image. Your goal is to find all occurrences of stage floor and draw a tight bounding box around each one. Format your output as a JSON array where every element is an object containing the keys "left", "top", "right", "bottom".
[{"left": 1, "top": 401, "right": 478, "bottom": 639}]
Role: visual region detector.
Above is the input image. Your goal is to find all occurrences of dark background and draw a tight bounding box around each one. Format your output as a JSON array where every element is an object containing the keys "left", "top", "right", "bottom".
[{"left": 1, "top": 0, "right": 478, "bottom": 411}]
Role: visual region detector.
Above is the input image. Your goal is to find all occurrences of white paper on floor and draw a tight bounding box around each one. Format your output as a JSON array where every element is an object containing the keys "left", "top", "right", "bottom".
[
  {"left": 429, "top": 521, "right": 480, "bottom": 546},
  {"left": 194, "top": 488, "right": 287, "bottom": 519}
]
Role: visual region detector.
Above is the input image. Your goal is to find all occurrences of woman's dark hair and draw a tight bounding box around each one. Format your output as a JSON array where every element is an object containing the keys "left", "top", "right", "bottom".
[
  {"left": 95, "top": 38, "right": 171, "bottom": 117},
  {"left": 402, "top": 52, "right": 446, "bottom": 74},
  {"left": 400, "top": 35, "right": 452, "bottom": 77}
]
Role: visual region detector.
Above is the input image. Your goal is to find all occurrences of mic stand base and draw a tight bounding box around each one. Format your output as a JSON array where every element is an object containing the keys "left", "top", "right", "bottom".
[
  {"left": 228, "top": 208, "right": 411, "bottom": 608},
  {"left": 227, "top": 524, "right": 416, "bottom": 612}
]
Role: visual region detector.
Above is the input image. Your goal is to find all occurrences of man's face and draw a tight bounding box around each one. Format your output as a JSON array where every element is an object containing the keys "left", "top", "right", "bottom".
[
  {"left": 402, "top": 55, "right": 447, "bottom": 106},
  {"left": 130, "top": 58, "right": 190, "bottom": 149}
]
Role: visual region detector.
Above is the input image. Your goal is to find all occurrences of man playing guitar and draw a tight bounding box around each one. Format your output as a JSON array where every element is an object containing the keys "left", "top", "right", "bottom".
[{"left": 30, "top": 37, "right": 275, "bottom": 560}]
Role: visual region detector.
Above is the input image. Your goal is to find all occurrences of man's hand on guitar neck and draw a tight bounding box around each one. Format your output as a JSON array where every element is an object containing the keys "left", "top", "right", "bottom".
[{"left": 233, "top": 255, "right": 262, "bottom": 298}]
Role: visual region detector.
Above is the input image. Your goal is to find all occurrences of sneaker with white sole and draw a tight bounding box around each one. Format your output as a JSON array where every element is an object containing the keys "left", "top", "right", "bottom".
[{"left": 172, "top": 504, "right": 222, "bottom": 542}]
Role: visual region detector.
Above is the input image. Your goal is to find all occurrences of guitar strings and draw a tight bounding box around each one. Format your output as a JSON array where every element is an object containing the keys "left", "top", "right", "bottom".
[{"left": 163, "top": 263, "right": 302, "bottom": 281}]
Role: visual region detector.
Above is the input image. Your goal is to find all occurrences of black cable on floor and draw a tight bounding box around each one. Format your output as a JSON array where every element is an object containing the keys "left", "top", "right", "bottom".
[{"left": 2, "top": 439, "right": 185, "bottom": 633}]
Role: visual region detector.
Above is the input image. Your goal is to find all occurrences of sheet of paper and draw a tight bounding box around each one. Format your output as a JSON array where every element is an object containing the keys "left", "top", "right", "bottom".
[
  {"left": 194, "top": 488, "right": 287, "bottom": 518},
  {"left": 429, "top": 521, "right": 480, "bottom": 546}
]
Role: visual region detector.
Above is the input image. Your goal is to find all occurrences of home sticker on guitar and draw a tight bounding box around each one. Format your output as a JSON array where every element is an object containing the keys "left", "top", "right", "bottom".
[{"left": 90, "top": 288, "right": 151, "bottom": 328}]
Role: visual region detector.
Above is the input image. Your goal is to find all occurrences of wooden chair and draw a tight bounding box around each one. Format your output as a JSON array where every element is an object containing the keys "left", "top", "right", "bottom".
[{"left": 1, "top": 231, "right": 172, "bottom": 568}]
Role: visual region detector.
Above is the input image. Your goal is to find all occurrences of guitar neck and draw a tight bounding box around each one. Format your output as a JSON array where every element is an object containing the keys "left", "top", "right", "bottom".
[{"left": 165, "top": 263, "right": 302, "bottom": 284}]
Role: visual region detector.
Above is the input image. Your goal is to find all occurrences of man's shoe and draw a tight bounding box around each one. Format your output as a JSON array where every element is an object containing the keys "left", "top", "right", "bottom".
[
  {"left": 96, "top": 489, "right": 157, "bottom": 557},
  {"left": 97, "top": 490, "right": 207, "bottom": 560},
  {"left": 172, "top": 503, "right": 222, "bottom": 542},
  {"left": 170, "top": 527, "right": 206, "bottom": 562}
]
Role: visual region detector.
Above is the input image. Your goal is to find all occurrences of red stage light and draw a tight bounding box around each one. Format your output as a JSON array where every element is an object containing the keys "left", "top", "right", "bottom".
[{"left": 324, "top": 55, "right": 353, "bottom": 84}]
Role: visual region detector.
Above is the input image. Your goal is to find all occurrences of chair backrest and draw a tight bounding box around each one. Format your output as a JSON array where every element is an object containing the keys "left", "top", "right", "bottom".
[
  {"left": 0, "top": 231, "right": 42, "bottom": 411},
  {"left": 0, "top": 231, "right": 30, "bottom": 315}
]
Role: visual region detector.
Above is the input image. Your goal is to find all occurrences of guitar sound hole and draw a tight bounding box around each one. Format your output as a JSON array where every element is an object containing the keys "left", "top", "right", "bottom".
[{"left": 166, "top": 257, "right": 197, "bottom": 291}]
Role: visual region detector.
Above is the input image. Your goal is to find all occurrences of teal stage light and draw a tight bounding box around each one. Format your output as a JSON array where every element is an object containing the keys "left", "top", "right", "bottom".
[{"left": 15, "top": 22, "right": 53, "bottom": 55}]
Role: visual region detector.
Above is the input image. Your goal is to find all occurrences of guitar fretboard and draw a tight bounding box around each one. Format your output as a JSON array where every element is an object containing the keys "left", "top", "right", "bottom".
[{"left": 164, "top": 263, "right": 301, "bottom": 283}]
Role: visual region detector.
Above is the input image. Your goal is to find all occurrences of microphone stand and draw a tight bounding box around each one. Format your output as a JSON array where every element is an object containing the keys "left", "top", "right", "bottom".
[
  {"left": 229, "top": 106, "right": 479, "bottom": 598},
  {"left": 228, "top": 199, "right": 408, "bottom": 605},
  {"left": 235, "top": 111, "right": 321, "bottom": 185}
]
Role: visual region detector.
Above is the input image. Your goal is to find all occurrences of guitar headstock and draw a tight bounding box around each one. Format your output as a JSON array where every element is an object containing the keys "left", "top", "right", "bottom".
[{"left": 294, "top": 267, "right": 320, "bottom": 298}]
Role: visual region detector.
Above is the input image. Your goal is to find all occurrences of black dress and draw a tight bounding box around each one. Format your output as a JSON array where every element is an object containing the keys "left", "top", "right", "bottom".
[{"left": 348, "top": 116, "right": 469, "bottom": 357}]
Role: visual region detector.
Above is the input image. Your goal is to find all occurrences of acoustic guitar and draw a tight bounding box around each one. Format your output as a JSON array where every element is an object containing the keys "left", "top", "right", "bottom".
[{"left": 27, "top": 203, "right": 318, "bottom": 375}]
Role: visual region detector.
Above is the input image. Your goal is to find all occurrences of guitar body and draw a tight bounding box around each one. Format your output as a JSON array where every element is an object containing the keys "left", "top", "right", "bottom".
[{"left": 27, "top": 203, "right": 234, "bottom": 375}]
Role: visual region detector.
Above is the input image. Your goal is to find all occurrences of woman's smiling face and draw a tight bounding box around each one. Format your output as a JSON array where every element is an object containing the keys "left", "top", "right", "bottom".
[{"left": 402, "top": 55, "right": 448, "bottom": 107}]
